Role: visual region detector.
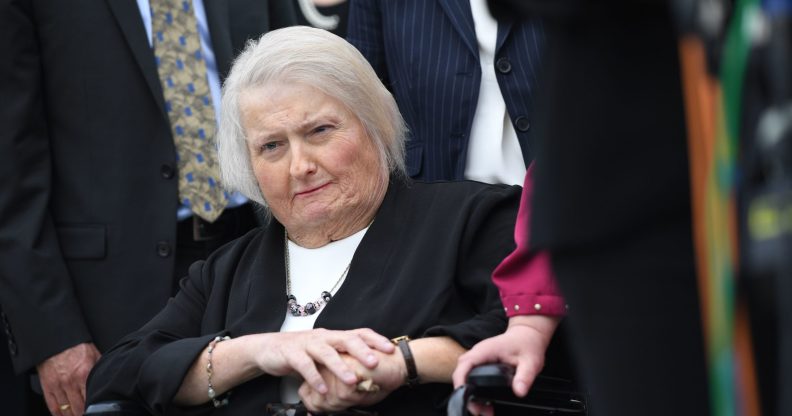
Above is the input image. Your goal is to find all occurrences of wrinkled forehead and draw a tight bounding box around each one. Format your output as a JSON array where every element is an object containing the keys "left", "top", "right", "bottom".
[
  {"left": 242, "top": 80, "right": 356, "bottom": 116},
  {"left": 237, "top": 83, "right": 358, "bottom": 137}
]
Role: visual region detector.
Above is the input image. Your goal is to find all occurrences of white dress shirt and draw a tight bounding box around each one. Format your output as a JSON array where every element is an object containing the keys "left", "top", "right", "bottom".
[{"left": 464, "top": 0, "right": 526, "bottom": 186}]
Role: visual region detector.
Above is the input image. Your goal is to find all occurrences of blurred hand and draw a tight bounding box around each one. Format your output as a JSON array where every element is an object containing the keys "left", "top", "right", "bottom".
[
  {"left": 298, "top": 349, "right": 405, "bottom": 413},
  {"left": 254, "top": 328, "right": 394, "bottom": 395},
  {"left": 36, "top": 342, "right": 101, "bottom": 416},
  {"left": 453, "top": 315, "right": 560, "bottom": 397}
]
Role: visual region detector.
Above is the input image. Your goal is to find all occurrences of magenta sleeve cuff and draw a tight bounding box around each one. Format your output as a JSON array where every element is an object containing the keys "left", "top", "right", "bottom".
[{"left": 500, "top": 292, "right": 567, "bottom": 317}]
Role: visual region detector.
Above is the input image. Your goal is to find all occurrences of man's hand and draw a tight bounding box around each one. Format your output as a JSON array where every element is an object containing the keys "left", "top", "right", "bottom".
[{"left": 36, "top": 342, "right": 101, "bottom": 416}]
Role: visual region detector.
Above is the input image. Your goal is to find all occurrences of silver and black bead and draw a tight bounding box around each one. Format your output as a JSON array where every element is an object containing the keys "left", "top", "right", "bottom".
[{"left": 286, "top": 293, "right": 330, "bottom": 317}]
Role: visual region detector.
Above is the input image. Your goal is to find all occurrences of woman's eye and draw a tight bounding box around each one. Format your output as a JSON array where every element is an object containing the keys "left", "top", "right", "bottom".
[
  {"left": 262, "top": 142, "right": 280, "bottom": 152},
  {"left": 313, "top": 125, "right": 332, "bottom": 134}
]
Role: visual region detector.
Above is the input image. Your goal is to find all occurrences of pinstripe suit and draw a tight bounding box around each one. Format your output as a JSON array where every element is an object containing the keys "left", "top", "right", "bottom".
[{"left": 347, "top": 0, "right": 544, "bottom": 181}]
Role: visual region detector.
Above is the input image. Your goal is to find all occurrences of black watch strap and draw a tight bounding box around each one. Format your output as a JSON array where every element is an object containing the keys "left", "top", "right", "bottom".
[{"left": 392, "top": 336, "right": 419, "bottom": 387}]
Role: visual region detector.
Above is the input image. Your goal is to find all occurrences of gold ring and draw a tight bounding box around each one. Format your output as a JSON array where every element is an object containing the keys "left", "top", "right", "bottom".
[
  {"left": 355, "top": 378, "right": 380, "bottom": 392},
  {"left": 59, "top": 404, "right": 71, "bottom": 411}
]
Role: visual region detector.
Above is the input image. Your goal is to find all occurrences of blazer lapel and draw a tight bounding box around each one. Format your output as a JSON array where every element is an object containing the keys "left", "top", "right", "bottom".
[
  {"left": 438, "top": 0, "right": 478, "bottom": 58},
  {"left": 105, "top": 0, "right": 167, "bottom": 119},
  {"left": 229, "top": 221, "right": 289, "bottom": 335},
  {"left": 496, "top": 19, "right": 514, "bottom": 53},
  {"left": 202, "top": 0, "right": 233, "bottom": 80}
]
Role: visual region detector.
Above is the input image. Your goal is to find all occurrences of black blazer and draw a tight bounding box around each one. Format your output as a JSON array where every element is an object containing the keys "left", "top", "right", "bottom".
[
  {"left": 87, "top": 180, "right": 519, "bottom": 415},
  {"left": 0, "top": 0, "right": 295, "bottom": 373},
  {"left": 347, "top": 0, "right": 544, "bottom": 181}
]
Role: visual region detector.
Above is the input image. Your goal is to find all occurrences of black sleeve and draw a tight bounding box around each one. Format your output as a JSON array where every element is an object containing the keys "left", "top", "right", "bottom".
[
  {"left": 0, "top": 0, "right": 92, "bottom": 373},
  {"left": 87, "top": 260, "right": 219, "bottom": 416},
  {"left": 423, "top": 185, "right": 521, "bottom": 348}
]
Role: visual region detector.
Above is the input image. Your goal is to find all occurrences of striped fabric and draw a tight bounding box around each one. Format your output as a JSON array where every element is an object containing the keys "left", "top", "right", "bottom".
[{"left": 348, "top": 0, "right": 544, "bottom": 181}]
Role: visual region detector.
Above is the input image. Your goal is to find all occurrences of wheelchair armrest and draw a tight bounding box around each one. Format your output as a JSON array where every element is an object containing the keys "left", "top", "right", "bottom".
[
  {"left": 84, "top": 401, "right": 150, "bottom": 415},
  {"left": 448, "top": 363, "right": 587, "bottom": 416}
]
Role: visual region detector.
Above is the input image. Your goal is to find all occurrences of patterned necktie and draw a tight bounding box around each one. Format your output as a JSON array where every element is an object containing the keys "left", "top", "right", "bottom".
[{"left": 151, "top": 0, "right": 227, "bottom": 222}]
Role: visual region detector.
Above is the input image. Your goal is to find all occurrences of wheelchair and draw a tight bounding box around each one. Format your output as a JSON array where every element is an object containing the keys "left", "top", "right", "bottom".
[
  {"left": 86, "top": 326, "right": 585, "bottom": 415},
  {"left": 86, "top": 363, "right": 586, "bottom": 416}
]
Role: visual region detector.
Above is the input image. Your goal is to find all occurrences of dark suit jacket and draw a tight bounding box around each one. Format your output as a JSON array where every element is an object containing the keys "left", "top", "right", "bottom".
[
  {"left": 87, "top": 179, "right": 518, "bottom": 415},
  {"left": 0, "top": 0, "right": 295, "bottom": 373},
  {"left": 347, "top": 0, "right": 544, "bottom": 181}
]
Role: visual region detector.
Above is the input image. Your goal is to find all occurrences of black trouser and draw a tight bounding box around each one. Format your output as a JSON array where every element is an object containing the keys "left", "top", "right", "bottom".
[{"left": 551, "top": 218, "right": 710, "bottom": 416}]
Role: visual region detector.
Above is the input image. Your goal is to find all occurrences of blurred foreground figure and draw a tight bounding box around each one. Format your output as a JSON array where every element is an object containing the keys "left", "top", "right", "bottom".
[{"left": 483, "top": 1, "right": 711, "bottom": 415}]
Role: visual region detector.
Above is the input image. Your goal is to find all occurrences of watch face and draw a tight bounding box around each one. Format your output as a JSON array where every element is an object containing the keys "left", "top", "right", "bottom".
[{"left": 390, "top": 335, "right": 411, "bottom": 344}]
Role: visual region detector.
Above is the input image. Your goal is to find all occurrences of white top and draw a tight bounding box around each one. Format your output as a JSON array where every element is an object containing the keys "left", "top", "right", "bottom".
[
  {"left": 464, "top": 0, "right": 526, "bottom": 186},
  {"left": 278, "top": 226, "right": 370, "bottom": 403}
]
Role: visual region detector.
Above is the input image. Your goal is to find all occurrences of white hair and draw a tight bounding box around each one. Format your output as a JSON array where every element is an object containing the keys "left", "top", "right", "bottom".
[{"left": 216, "top": 26, "right": 407, "bottom": 207}]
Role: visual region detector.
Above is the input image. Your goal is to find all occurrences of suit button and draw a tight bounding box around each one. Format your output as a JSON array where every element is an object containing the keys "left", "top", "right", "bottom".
[
  {"left": 496, "top": 57, "right": 512, "bottom": 74},
  {"left": 8, "top": 340, "right": 17, "bottom": 355},
  {"left": 161, "top": 164, "right": 175, "bottom": 179},
  {"left": 156, "top": 241, "right": 172, "bottom": 257},
  {"left": 514, "top": 116, "right": 530, "bottom": 132}
]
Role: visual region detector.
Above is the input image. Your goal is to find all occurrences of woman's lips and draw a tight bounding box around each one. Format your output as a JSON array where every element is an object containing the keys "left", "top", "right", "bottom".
[{"left": 294, "top": 182, "right": 330, "bottom": 197}]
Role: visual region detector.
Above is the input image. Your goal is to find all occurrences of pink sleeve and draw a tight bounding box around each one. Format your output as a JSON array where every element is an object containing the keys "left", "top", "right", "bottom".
[{"left": 494, "top": 164, "right": 566, "bottom": 317}]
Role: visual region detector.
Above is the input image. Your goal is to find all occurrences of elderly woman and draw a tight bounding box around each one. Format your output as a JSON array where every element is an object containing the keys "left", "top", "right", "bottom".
[{"left": 86, "top": 26, "right": 519, "bottom": 415}]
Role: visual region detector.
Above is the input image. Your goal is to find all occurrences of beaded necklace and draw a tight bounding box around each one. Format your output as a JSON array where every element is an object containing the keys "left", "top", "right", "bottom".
[{"left": 284, "top": 230, "right": 351, "bottom": 317}]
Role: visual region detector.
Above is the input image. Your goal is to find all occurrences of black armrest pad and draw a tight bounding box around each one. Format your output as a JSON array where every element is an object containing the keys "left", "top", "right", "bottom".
[{"left": 466, "top": 364, "right": 588, "bottom": 415}]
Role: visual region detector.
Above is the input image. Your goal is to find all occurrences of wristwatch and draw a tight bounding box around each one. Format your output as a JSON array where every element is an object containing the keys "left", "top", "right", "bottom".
[{"left": 391, "top": 336, "right": 420, "bottom": 387}]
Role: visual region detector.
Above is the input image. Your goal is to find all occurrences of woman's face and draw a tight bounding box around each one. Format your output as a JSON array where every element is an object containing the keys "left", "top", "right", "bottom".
[{"left": 240, "top": 82, "right": 385, "bottom": 237}]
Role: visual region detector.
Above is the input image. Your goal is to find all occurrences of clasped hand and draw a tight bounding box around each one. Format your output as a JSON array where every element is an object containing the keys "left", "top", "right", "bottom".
[
  {"left": 253, "top": 328, "right": 402, "bottom": 412},
  {"left": 298, "top": 349, "right": 406, "bottom": 413}
]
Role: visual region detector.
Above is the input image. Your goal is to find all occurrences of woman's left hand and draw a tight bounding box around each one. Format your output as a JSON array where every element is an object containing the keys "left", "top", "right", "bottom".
[{"left": 298, "top": 350, "right": 405, "bottom": 413}]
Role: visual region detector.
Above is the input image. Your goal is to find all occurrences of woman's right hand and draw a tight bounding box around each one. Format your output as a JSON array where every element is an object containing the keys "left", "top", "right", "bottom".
[{"left": 252, "top": 328, "right": 395, "bottom": 394}]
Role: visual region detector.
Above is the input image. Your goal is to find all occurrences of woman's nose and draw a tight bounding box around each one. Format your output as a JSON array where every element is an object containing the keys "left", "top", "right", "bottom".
[{"left": 289, "top": 144, "right": 317, "bottom": 178}]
